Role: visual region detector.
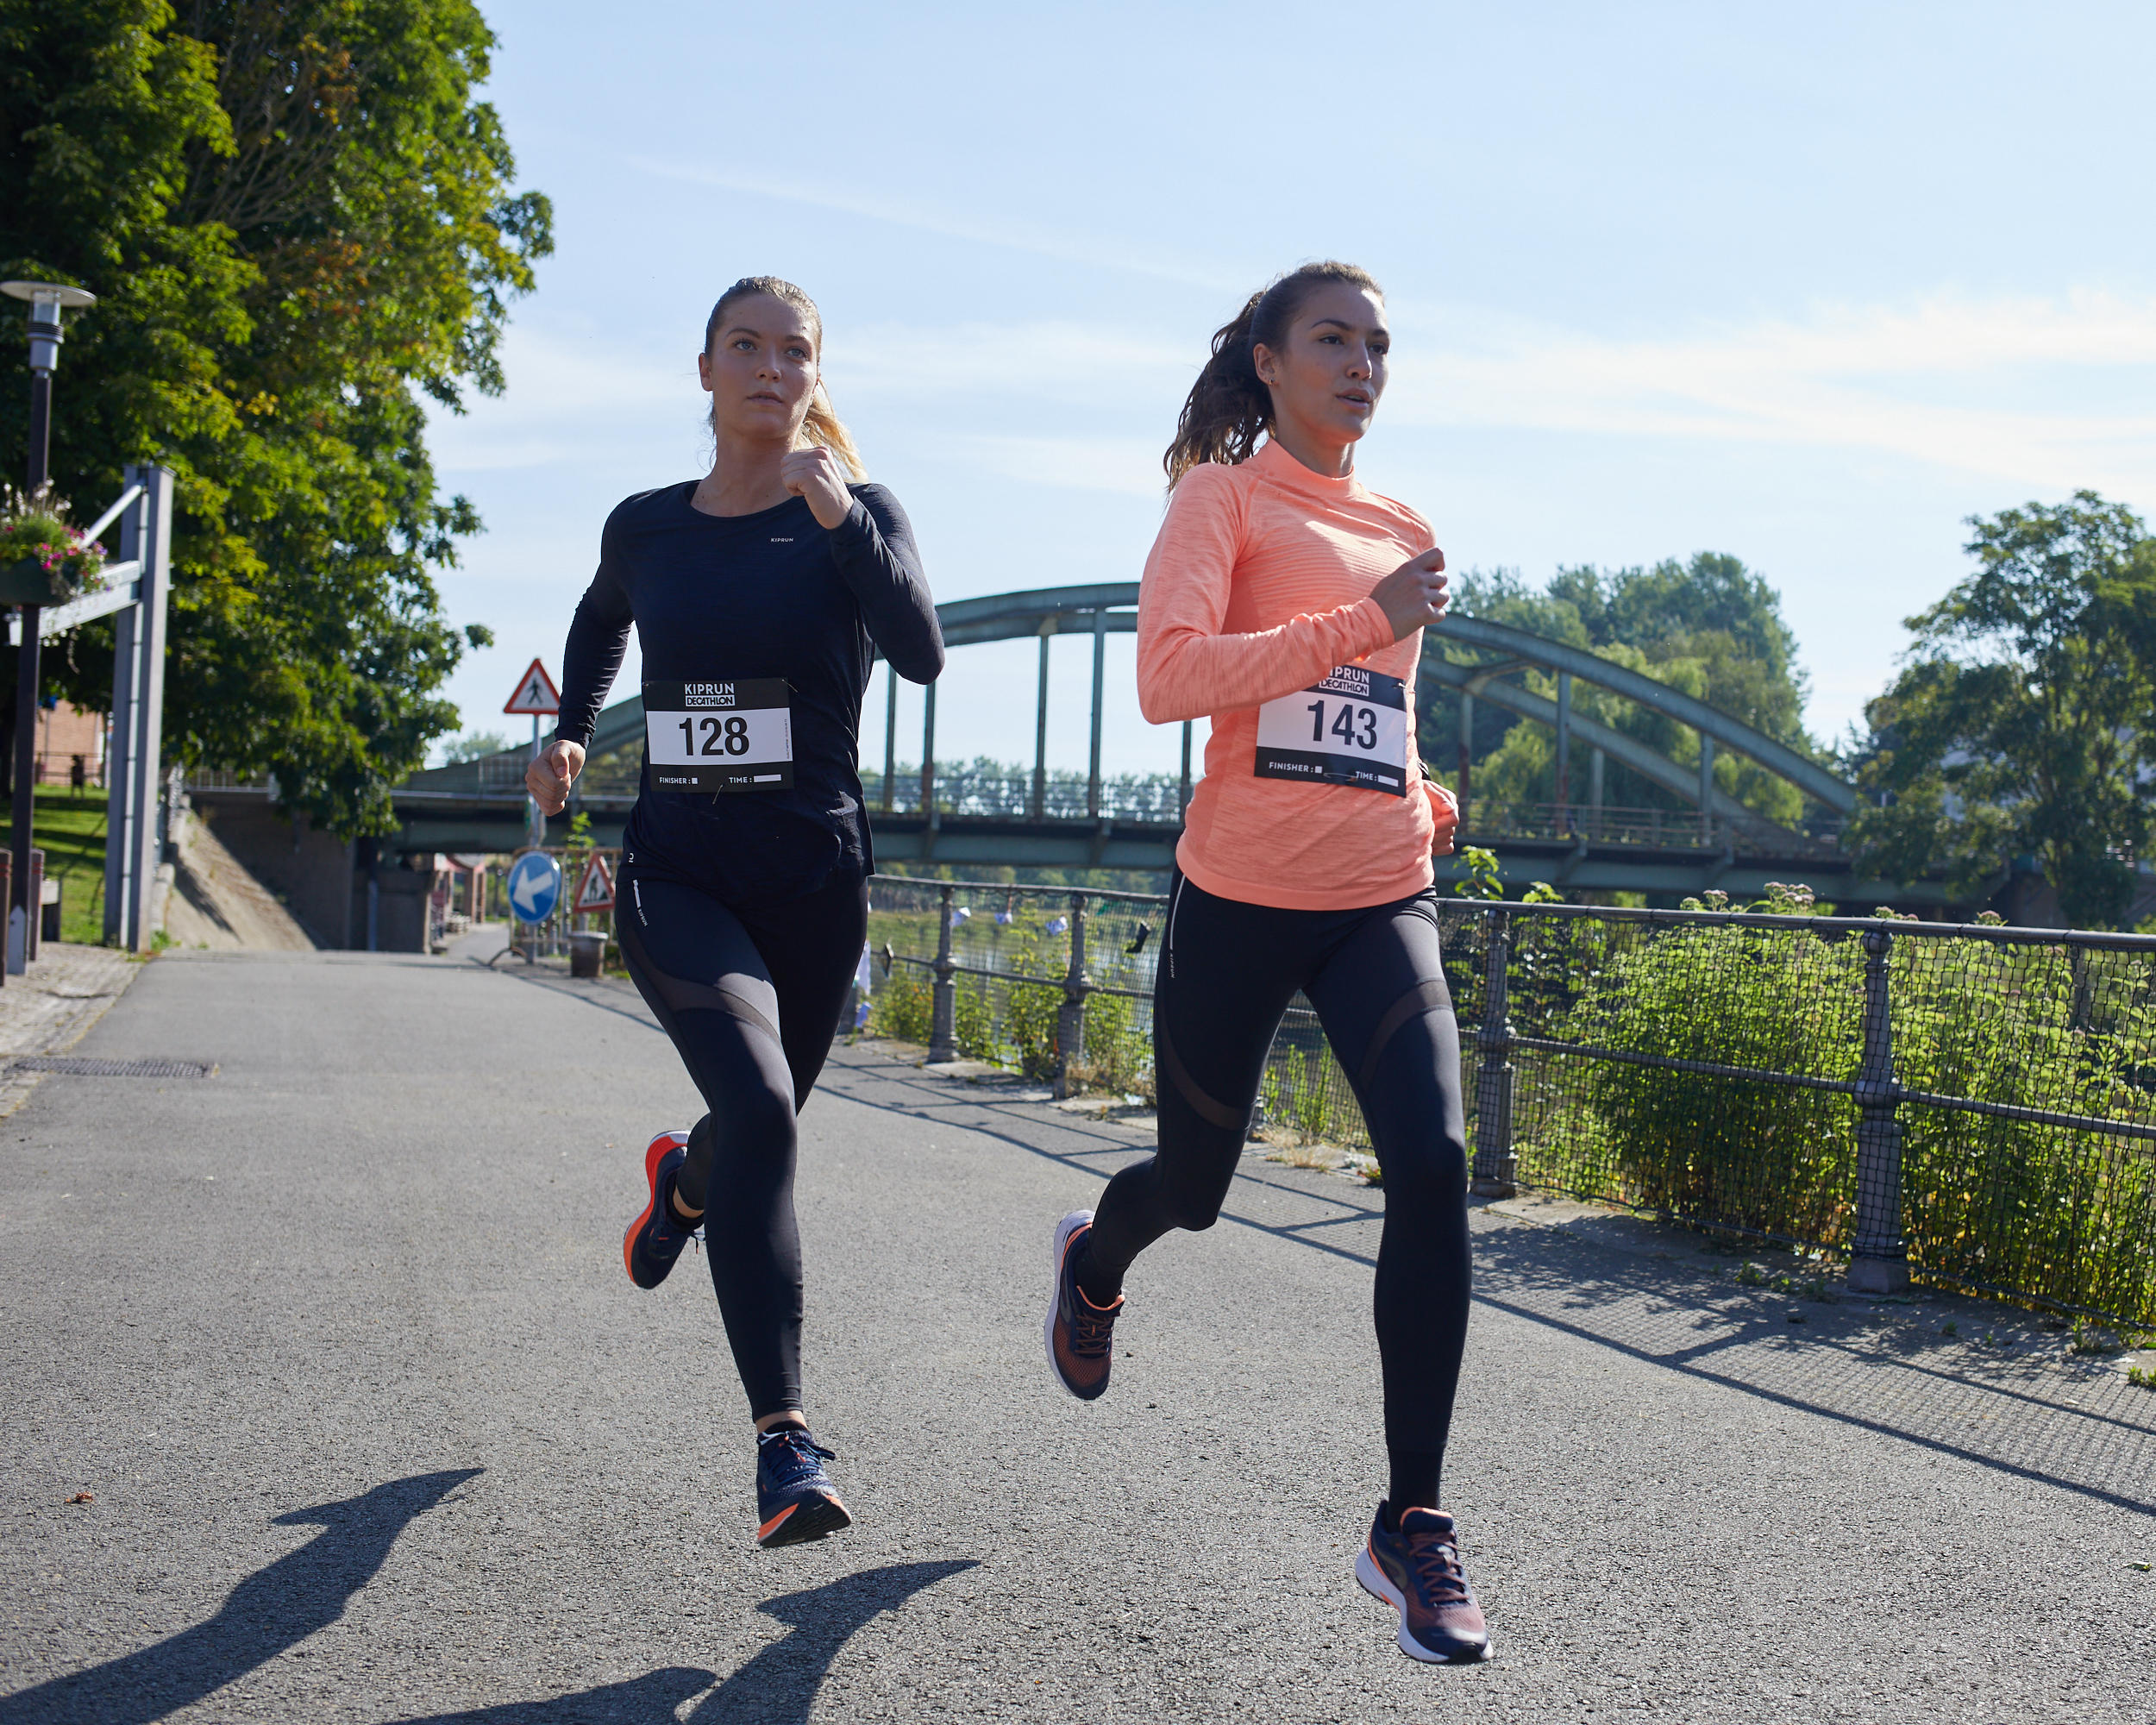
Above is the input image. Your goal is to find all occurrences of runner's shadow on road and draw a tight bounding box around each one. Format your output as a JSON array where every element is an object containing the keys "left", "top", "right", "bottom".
[
  {"left": 685, "top": 1559, "right": 980, "bottom": 1723},
  {"left": 380, "top": 1559, "right": 978, "bottom": 1723},
  {"left": 0, "top": 1468, "right": 480, "bottom": 1725}
]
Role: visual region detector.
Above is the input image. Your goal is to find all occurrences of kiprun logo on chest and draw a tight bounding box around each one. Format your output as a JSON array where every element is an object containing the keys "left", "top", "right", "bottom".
[
  {"left": 1313, "top": 666, "right": 1375, "bottom": 699},
  {"left": 683, "top": 683, "right": 738, "bottom": 709}
]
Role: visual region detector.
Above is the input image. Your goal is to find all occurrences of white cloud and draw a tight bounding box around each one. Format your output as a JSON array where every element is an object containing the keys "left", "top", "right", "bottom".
[
  {"left": 1388, "top": 291, "right": 2156, "bottom": 497},
  {"left": 626, "top": 156, "right": 1238, "bottom": 291},
  {"left": 840, "top": 320, "right": 1194, "bottom": 403},
  {"left": 434, "top": 291, "right": 2156, "bottom": 507},
  {"left": 930, "top": 432, "right": 1167, "bottom": 498}
]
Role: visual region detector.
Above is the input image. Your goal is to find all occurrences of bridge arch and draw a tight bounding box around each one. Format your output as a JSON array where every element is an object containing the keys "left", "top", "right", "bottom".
[{"left": 377, "top": 580, "right": 1919, "bottom": 901}]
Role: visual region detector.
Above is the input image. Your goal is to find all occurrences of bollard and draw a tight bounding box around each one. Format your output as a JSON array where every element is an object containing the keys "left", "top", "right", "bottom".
[
  {"left": 1053, "top": 891, "right": 1092, "bottom": 1100},
  {"left": 1846, "top": 925, "right": 1910, "bottom": 1293},
  {"left": 927, "top": 883, "right": 958, "bottom": 1063},
  {"left": 1469, "top": 906, "right": 1518, "bottom": 1196}
]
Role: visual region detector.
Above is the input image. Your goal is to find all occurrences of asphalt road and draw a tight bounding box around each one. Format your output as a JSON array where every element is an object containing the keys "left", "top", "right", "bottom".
[{"left": 1, "top": 946, "right": 2153, "bottom": 1723}]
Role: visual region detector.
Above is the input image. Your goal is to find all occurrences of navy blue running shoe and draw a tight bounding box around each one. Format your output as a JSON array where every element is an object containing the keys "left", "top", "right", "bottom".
[
  {"left": 1357, "top": 1502, "right": 1492, "bottom": 1663},
  {"left": 623, "top": 1130, "right": 696, "bottom": 1289},
  {"left": 755, "top": 1425, "right": 851, "bottom": 1548}
]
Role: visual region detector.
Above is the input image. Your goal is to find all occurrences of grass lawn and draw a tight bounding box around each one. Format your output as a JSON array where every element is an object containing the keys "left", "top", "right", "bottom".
[{"left": 0, "top": 788, "right": 113, "bottom": 945}]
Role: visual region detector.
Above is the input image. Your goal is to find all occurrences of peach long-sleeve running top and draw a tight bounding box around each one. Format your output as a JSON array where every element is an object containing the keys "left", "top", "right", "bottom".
[{"left": 1138, "top": 438, "right": 1449, "bottom": 911}]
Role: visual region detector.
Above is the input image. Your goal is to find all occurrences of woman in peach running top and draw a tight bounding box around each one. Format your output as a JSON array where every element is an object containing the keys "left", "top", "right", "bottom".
[{"left": 1041, "top": 262, "right": 1489, "bottom": 1665}]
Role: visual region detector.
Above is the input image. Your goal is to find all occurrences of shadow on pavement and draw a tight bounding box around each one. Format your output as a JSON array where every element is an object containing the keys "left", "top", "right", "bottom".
[
  {"left": 684, "top": 1559, "right": 981, "bottom": 1723},
  {"left": 823, "top": 1048, "right": 2156, "bottom": 1520},
  {"left": 379, "top": 1558, "right": 976, "bottom": 1723},
  {"left": 389, "top": 1666, "right": 718, "bottom": 1723},
  {"left": 0, "top": 1469, "right": 480, "bottom": 1725}
]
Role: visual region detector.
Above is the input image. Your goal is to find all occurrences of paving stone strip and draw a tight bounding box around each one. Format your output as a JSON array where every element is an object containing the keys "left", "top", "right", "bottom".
[{"left": 0, "top": 943, "right": 142, "bottom": 1119}]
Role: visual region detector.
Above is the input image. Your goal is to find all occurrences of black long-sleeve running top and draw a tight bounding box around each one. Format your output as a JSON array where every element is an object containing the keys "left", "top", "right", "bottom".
[{"left": 554, "top": 480, "right": 943, "bottom": 906}]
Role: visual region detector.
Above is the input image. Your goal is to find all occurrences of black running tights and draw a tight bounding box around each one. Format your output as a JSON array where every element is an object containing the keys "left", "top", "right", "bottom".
[
  {"left": 615, "top": 862, "right": 867, "bottom": 1422},
  {"left": 1080, "top": 871, "right": 1473, "bottom": 1502}
]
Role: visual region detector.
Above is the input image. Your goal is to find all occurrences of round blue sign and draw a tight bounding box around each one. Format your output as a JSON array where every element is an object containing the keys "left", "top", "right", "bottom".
[{"left": 506, "top": 850, "right": 562, "bottom": 924}]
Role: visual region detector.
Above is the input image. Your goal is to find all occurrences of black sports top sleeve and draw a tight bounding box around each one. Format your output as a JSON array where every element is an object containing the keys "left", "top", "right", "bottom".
[{"left": 825, "top": 491, "right": 944, "bottom": 687}]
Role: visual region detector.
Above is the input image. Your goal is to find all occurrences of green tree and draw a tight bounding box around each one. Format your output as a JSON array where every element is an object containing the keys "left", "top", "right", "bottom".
[
  {"left": 1848, "top": 492, "right": 2156, "bottom": 928},
  {"left": 0, "top": 0, "right": 550, "bottom": 833},
  {"left": 1422, "top": 553, "right": 1819, "bottom": 826}
]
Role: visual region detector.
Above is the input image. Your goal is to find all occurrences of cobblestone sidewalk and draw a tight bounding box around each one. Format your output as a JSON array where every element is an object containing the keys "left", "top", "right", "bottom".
[{"left": 0, "top": 943, "right": 141, "bottom": 1118}]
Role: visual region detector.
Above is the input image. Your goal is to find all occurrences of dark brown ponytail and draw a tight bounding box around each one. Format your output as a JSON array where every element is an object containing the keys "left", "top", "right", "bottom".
[{"left": 1163, "top": 260, "right": 1382, "bottom": 488}]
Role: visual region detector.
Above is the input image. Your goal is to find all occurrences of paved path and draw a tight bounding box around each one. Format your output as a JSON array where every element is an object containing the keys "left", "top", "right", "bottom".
[{"left": 1, "top": 949, "right": 2152, "bottom": 1723}]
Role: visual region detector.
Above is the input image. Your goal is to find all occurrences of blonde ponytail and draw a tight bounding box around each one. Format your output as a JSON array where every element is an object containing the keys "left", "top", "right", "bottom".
[{"left": 799, "top": 380, "right": 867, "bottom": 480}]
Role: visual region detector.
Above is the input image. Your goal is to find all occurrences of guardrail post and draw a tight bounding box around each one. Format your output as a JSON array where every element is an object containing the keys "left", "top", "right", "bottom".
[
  {"left": 1470, "top": 906, "right": 1517, "bottom": 1197},
  {"left": 1054, "top": 890, "right": 1091, "bottom": 1100},
  {"left": 927, "top": 883, "right": 958, "bottom": 1063},
  {"left": 1847, "top": 924, "right": 1910, "bottom": 1292}
]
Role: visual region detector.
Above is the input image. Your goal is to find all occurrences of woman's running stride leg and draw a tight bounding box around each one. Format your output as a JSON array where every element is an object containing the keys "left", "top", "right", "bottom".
[
  {"left": 615, "top": 866, "right": 867, "bottom": 1422},
  {"left": 1076, "top": 874, "right": 1303, "bottom": 1302},
  {"left": 1302, "top": 895, "right": 1471, "bottom": 1513},
  {"left": 1066, "top": 878, "right": 1472, "bottom": 1511}
]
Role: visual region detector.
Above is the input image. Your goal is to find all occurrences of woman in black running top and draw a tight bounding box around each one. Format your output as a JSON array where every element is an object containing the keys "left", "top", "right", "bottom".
[
  {"left": 528, "top": 276, "right": 943, "bottom": 1549},
  {"left": 1041, "top": 262, "right": 1490, "bottom": 1663}
]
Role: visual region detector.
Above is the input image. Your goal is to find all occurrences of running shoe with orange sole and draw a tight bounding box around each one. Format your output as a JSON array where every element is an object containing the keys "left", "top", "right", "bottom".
[
  {"left": 623, "top": 1130, "right": 697, "bottom": 1289},
  {"left": 755, "top": 1425, "right": 852, "bottom": 1548},
  {"left": 1044, "top": 1209, "right": 1122, "bottom": 1399},
  {"left": 1357, "top": 1502, "right": 1492, "bottom": 1663}
]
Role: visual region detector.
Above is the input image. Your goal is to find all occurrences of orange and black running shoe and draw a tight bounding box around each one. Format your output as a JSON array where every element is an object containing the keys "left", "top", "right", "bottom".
[
  {"left": 622, "top": 1130, "right": 696, "bottom": 1289},
  {"left": 1357, "top": 1502, "right": 1492, "bottom": 1664},
  {"left": 755, "top": 1426, "right": 851, "bottom": 1548},
  {"left": 1044, "top": 1209, "right": 1122, "bottom": 1400}
]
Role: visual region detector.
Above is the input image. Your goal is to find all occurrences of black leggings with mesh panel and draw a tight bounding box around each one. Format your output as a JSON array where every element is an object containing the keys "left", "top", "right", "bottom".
[
  {"left": 1080, "top": 870, "right": 1473, "bottom": 1493},
  {"left": 614, "top": 861, "right": 867, "bottom": 1421}
]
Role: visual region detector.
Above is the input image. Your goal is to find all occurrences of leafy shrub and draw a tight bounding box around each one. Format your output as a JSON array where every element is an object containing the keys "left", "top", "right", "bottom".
[
  {"left": 1539, "top": 911, "right": 1862, "bottom": 1241},
  {"left": 870, "top": 968, "right": 932, "bottom": 1044}
]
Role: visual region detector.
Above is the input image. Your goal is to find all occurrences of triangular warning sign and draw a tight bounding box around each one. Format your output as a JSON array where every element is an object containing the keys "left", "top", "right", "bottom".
[
  {"left": 573, "top": 853, "right": 615, "bottom": 913},
  {"left": 503, "top": 656, "right": 561, "bottom": 716}
]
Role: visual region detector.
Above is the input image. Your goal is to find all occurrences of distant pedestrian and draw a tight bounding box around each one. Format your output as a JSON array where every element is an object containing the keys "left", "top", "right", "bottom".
[
  {"left": 1041, "top": 262, "right": 1488, "bottom": 1662},
  {"left": 529, "top": 276, "right": 943, "bottom": 1548}
]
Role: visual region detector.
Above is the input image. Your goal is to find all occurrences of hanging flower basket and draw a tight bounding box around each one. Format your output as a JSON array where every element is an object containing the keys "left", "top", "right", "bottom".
[{"left": 0, "top": 486, "right": 108, "bottom": 607}]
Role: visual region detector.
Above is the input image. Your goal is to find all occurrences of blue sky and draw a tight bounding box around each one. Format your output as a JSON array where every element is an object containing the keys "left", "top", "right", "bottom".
[{"left": 428, "top": 1, "right": 2156, "bottom": 777}]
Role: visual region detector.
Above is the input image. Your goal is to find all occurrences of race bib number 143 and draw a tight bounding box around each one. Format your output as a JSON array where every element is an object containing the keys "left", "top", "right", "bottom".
[
  {"left": 643, "top": 679, "right": 793, "bottom": 793},
  {"left": 1253, "top": 665, "right": 1409, "bottom": 796}
]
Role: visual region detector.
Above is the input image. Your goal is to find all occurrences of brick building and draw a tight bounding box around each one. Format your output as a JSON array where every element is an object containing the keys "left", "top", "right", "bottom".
[{"left": 32, "top": 699, "right": 105, "bottom": 789}]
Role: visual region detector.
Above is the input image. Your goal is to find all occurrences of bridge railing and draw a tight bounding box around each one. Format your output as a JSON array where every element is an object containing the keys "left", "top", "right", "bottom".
[
  {"left": 1465, "top": 800, "right": 1846, "bottom": 854},
  {"left": 865, "top": 872, "right": 2156, "bottom": 1330}
]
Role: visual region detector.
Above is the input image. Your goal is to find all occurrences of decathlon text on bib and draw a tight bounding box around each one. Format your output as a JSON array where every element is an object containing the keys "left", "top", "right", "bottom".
[
  {"left": 1252, "top": 665, "right": 1409, "bottom": 796},
  {"left": 643, "top": 680, "right": 793, "bottom": 793}
]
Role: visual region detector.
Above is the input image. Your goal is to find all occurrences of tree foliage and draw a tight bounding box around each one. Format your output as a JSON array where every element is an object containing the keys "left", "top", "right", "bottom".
[
  {"left": 0, "top": 0, "right": 550, "bottom": 834},
  {"left": 1420, "top": 552, "right": 1819, "bottom": 826},
  {"left": 1848, "top": 493, "right": 2156, "bottom": 928}
]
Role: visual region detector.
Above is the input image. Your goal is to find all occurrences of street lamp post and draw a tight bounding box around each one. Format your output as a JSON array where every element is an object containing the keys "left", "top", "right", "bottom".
[{"left": 1, "top": 281, "right": 96, "bottom": 969}]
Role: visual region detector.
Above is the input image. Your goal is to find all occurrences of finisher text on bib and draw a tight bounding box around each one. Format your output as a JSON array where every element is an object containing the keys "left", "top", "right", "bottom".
[
  {"left": 1253, "top": 665, "right": 1409, "bottom": 796},
  {"left": 643, "top": 680, "right": 793, "bottom": 793}
]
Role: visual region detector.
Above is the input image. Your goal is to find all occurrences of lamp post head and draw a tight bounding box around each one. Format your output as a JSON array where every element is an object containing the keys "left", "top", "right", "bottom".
[{"left": 1, "top": 281, "right": 97, "bottom": 375}]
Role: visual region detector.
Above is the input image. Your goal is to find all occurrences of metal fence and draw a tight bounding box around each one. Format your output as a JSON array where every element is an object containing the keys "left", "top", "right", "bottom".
[{"left": 865, "top": 874, "right": 2156, "bottom": 1328}]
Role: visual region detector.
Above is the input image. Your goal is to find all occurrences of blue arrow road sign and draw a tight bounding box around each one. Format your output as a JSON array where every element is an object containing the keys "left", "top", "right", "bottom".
[{"left": 507, "top": 850, "right": 561, "bottom": 925}]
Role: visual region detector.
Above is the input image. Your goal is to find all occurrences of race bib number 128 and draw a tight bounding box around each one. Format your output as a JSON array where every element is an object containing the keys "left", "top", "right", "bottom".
[
  {"left": 643, "top": 679, "right": 793, "bottom": 794},
  {"left": 1253, "top": 665, "right": 1409, "bottom": 796}
]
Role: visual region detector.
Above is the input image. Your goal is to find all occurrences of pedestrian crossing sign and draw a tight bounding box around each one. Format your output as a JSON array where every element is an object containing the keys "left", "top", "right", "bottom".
[
  {"left": 503, "top": 657, "right": 561, "bottom": 716},
  {"left": 573, "top": 853, "right": 616, "bottom": 914}
]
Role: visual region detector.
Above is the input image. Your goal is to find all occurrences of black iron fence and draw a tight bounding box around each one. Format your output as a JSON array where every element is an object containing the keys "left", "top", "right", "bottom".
[{"left": 864, "top": 874, "right": 2156, "bottom": 1328}]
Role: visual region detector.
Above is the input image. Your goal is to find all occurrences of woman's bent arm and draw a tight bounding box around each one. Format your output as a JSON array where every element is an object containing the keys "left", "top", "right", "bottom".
[
  {"left": 834, "top": 487, "right": 944, "bottom": 685},
  {"left": 1135, "top": 467, "right": 1394, "bottom": 724}
]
